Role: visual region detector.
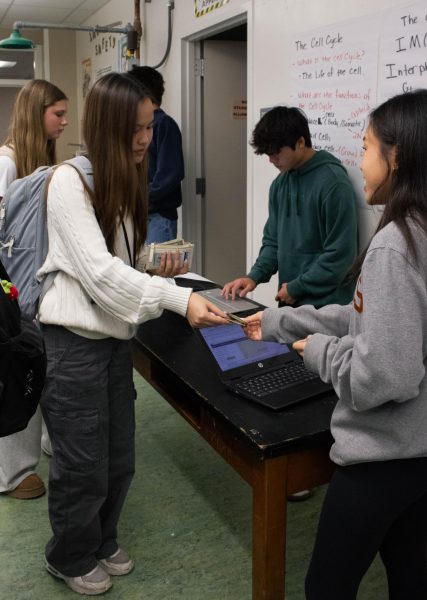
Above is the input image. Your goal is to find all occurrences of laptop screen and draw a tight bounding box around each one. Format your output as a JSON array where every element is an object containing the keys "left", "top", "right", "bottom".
[{"left": 199, "top": 323, "right": 291, "bottom": 373}]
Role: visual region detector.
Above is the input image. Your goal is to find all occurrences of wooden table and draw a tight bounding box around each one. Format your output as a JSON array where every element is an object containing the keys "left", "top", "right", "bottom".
[{"left": 132, "top": 290, "right": 336, "bottom": 599}]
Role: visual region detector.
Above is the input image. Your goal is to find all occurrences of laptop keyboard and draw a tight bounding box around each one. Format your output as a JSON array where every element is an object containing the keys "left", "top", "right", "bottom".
[{"left": 235, "top": 363, "right": 318, "bottom": 398}]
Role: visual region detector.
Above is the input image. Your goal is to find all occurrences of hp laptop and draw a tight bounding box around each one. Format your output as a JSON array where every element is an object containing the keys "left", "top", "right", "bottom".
[{"left": 198, "top": 323, "right": 332, "bottom": 410}]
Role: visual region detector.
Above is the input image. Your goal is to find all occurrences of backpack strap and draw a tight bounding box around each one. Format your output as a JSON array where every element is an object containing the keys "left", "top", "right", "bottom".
[
  {"left": 39, "top": 156, "right": 94, "bottom": 310},
  {"left": 62, "top": 155, "right": 94, "bottom": 195},
  {"left": 39, "top": 271, "right": 57, "bottom": 309}
]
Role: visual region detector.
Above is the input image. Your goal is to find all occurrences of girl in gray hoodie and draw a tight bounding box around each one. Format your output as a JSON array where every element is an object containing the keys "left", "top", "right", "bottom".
[{"left": 244, "top": 89, "right": 427, "bottom": 599}]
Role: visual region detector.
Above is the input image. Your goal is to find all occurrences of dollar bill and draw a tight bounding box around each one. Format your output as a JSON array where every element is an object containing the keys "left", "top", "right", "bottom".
[{"left": 138, "top": 238, "right": 194, "bottom": 271}]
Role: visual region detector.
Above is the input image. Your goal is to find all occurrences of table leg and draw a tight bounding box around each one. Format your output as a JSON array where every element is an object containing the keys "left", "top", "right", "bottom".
[{"left": 252, "top": 455, "right": 289, "bottom": 600}]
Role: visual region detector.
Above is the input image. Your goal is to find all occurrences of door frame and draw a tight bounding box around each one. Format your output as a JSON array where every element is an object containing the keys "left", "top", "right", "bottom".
[{"left": 181, "top": 11, "right": 250, "bottom": 275}]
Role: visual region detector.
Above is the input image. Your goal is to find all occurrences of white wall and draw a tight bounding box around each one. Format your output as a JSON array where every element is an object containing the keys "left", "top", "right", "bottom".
[
  {"left": 48, "top": 29, "right": 78, "bottom": 162},
  {"left": 74, "top": 3, "right": 135, "bottom": 129},
  {"left": 76, "top": 0, "right": 416, "bottom": 306},
  {"left": 74, "top": 0, "right": 249, "bottom": 127}
]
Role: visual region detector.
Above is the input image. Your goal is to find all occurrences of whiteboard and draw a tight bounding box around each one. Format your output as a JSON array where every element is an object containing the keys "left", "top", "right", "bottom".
[
  {"left": 378, "top": 2, "right": 427, "bottom": 101},
  {"left": 289, "top": 1, "right": 427, "bottom": 209}
]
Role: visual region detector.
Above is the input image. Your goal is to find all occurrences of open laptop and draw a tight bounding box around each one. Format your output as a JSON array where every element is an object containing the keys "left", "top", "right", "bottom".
[{"left": 198, "top": 323, "right": 332, "bottom": 410}]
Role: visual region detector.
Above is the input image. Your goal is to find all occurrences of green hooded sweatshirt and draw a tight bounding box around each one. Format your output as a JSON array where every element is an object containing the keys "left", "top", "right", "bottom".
[{"left": 248, "top": 150, "right": 358, "bottom": 308}]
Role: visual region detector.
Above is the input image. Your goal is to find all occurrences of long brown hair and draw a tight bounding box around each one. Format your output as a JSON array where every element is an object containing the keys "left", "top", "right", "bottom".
[
  {"left": 4, "top": 79, "right": 67, "bottom": 178},
  {"left": 82, "top": 72, "right": 152, "bottom": 256}
]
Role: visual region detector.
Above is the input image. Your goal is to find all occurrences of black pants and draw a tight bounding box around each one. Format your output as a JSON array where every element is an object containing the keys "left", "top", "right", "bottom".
[
  {"left": 305, "top": 458, "right": 427, "bottom": 599},
  {"left": 40, "top": 325, "right": 136, "bottom": 577}
]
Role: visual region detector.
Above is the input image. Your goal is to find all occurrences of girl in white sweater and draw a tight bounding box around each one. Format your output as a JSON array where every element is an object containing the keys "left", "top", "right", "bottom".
[{"left": 39, "top": 72, "right": 227, "bottom": 596}]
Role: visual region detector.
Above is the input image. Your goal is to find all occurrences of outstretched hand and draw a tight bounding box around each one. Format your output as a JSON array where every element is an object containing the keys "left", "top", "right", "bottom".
[
  {"left": 241, "top": 311, "right": 264, "bottom": 340},
  {"left": 186, "top": 293, "right": 229, "bottom": 328}
]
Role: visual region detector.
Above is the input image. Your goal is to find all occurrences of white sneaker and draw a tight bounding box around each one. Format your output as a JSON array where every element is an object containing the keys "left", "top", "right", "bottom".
[
  {"left": 46, "top": 561, "right": 112, "bottom": 595},
  {"left": 99, "top": 548, "right": 134, "bottom": 576},
  {"left": 41, "top": 424, "right": 53, "bottom": 456},
  {"left": 41, "top": 439, "right": 53, "bottom": 457},
  {"left": 287, "top": 489, "right": 314, "bottom": 502}
]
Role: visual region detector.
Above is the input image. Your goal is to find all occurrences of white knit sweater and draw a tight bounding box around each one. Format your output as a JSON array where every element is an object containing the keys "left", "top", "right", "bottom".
[{"left": 37, "top": 164, "right": 191, "bottom": 339}]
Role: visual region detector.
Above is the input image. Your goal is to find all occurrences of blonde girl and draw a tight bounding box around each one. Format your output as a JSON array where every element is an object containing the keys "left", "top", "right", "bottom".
[{"left": 0, "top": 79, "right": 68, "bottom": 501}]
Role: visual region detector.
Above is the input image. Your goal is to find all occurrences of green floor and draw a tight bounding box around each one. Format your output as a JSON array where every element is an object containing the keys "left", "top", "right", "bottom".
[{"left": 0, "top": 372, "right": 388, "bottom": 599}]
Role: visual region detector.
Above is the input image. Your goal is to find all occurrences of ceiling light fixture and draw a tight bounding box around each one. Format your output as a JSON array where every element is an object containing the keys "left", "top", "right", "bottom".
[
  {"left": 0, "top": 60, "right": 18, "bottom": 68},
  {"left": 0, "top": 20, "right": 138, "bottom": 53}
]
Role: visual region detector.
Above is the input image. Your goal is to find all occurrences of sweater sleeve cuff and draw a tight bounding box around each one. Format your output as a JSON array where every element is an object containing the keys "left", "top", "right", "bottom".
[
  {"left": 155, "top": 278, "right": 192, "bottom": 317},
  {"left": 246, "top": 268, "right": 263, "bottom": 284},
  {"left": 260, "top": 307, "right": 280, "bottom": 341},
  {"left": 304, "top": 333, "right": 329, "bottom": 375}
]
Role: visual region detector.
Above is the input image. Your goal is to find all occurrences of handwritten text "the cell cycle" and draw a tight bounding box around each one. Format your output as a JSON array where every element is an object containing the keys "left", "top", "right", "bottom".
[{"left": 295, "top": 33, "right": 344, "bottom": 52}]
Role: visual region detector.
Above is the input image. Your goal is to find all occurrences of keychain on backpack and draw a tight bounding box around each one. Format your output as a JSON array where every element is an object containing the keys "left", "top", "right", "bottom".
[{"left": 0, "top": 279, "right": 18, "bottom": 300}]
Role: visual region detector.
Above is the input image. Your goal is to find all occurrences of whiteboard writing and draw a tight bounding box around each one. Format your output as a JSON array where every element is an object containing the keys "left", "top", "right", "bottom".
[
  {"left": 289, "top": 1, "right": 427, "bottom": 209},
  {"left": 379, "top": 2, "right": 427, "bottom": 101},
  {"left": 289, "top": 19, "right": 378, "bottom": 206}
]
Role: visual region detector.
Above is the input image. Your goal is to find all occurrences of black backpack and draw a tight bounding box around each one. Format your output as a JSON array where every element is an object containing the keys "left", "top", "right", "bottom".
[{"left": 0, "top": 259, "right": 46, "bottom": 437}]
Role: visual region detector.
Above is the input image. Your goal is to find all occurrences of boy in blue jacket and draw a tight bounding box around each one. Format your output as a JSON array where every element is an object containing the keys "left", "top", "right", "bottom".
[{"left": 130, "top": 66, "right": 184, "bottom": 243}]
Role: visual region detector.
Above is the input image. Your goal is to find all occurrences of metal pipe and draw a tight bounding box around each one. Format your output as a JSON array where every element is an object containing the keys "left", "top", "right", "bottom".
[
  {"left": 13, "top": 21, "right": 134, "bottom": 35},
  {"left": 150, "top": 1, "right": 174, "bottom": 69},
  {"left": 134, "top": 0, "right": 142, "bottom": 61}
]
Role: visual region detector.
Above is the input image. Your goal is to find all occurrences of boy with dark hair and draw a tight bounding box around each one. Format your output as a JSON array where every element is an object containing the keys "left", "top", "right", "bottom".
[
  {"left": 131, "top": 66, "right": 164, "bottom": 106},
  {"left": 130, "top": 66, "right": 184, "bottom": 243},
  {"left": 223, "top": 106, "right": 358, "bottom": 308},
  {"left": 252, "top": 106, "right": 312, "bottom": 154}
]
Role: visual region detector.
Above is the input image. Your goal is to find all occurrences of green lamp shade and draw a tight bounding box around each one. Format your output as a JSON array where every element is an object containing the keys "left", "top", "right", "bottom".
[{"left": 0, "top": 29, "right": 34, "bottom": 49}]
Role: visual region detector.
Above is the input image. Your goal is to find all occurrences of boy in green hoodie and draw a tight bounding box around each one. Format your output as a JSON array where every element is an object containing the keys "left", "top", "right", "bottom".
[{"left": 222, "top": 106, "right": 358, "bottom": 308}]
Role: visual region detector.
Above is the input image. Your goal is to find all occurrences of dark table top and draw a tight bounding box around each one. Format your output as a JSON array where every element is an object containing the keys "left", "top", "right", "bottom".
[{"left": 134, "top": 279, "right": 336, "bottom": 459}]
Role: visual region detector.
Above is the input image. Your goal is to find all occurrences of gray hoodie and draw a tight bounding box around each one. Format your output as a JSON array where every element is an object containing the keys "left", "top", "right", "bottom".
[{"left": 262, "top": 219, "right": 427, "bottom": 466}]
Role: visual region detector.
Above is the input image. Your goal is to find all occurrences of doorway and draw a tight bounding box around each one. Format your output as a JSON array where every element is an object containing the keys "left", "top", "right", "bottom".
[
  {"left": 182, "top": 19, "right": 248, "bottom": 285},
  {"left": 0, "top": 87, "right": 20, "bottom": 142},
  {"left": 0, "top": 46, "right": 43, "bottom": 143}
]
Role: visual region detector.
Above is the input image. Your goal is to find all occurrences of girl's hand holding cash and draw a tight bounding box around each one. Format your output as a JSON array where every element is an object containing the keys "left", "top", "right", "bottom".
[{"left": 149, "top": 251, "right": 189, "bottom": 277}]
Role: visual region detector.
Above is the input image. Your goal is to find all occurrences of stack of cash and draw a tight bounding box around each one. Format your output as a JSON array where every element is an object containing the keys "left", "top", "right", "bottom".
[{"left": 138, "top": 238, "right": 194, "bottom": 271}]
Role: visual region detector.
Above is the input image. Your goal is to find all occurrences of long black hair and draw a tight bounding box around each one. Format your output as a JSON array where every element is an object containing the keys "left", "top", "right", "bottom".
[{"left": 349, "top": 89, "right": 427, "bottom": 278}]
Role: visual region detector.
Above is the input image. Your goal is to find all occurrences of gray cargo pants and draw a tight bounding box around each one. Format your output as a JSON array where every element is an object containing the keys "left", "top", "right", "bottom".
[{"left": 40, "top": 324, "right": 136, "bottom": 577}]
